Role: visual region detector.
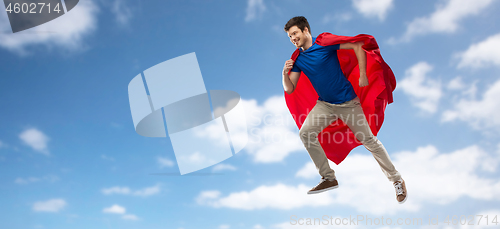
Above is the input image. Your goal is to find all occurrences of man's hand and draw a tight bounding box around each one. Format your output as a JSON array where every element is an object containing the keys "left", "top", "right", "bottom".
[
  {"left": 282, "top": 59, "right": 300, "bottom": 94},
  {"left": 340, "top": 42, "right": 368, "bottom": 88},
  {"left": 283, "top": 59, "right": 294, "bottom": 73},
  {"left": 359, "top": 74, "right": 369, "bottom": 87}
]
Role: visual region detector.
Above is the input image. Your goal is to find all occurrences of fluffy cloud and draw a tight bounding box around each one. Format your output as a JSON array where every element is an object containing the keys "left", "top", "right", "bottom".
[
  {"left": 442, "top": 78, "right": 500, "bottom": 130},
  {"left": 194, "top": 96, "right": 304, "bottom": 163},
  {"left": 157, "top": 156, "right": 174, "bottom": 168},
  {"left": 391, "top": 0, "right": 493, "bottom": 43},
  {"left": 111, "top": 0, "right": 133, "bottom": 27},
  {"left": 19, "top": 128, "right": 50, "bottom": 156},
  {"left": 196, "top": 183, "right": 335, "bottom": 210},
  {"left": 245, "top": 0, "right": 266, "bottom": 22},
  {"left": 103, "top": 204, "right": 126, "bottom": 214},
  {"left": 122, "top": 214, "right": 140, "bottom": 221},
  {"left": 0, "top": 0, "right": 98, "bottom": 55},
  {"left": 212, "top": 163, "right": 237, "bottom": 172},
  {"left": 101, "top": 184, "right": 161, "bottom": 197},
  {"left": 32, "top": 199, "right": 66, "bottom": 212},
  {"left": 447, "top": 76, "right": 466, "bottom": 90},
  {"left": 198, "top": 144, "right": 500, "bottom": 215},
  {"left": 102, "top": 204, "right": 139, "bottom": 221},
  {"left": 398, "top": 62, "right": 442, "bottom": 113},
  {"left": 102, "top": 204, "right": 140, "bottom": 220},
  {"left": 15, "top": 175, "right": 59, "bottom": 184},
  {"left": 456, "top": 33, "right": 500, "bottom": 69},
  {"left": 351, "top": 0, "right": 393, "bottom": 21},
  {"left": 242, "top": 97, "right": 304, "bottom": 163}
]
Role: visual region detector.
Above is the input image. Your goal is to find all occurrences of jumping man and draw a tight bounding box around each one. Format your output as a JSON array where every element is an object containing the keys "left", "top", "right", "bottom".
[{"left": 282, "top": 16, "right": 407, "bottom": 203}]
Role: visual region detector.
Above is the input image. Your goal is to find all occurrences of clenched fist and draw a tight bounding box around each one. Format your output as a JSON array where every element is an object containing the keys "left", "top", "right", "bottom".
[{"left": 283, "top": 59, "right": 294, "bottom": 73}]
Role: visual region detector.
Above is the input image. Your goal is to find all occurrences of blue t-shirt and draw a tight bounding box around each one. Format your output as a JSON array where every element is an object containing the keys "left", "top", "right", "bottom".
[{"left": 291, "top": 37, "right": 357, "bottom": 104}]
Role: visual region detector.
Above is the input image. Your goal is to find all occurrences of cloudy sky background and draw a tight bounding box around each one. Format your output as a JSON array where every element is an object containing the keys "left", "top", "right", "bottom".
[{"left": 1, "top": 0, "right": 500, "bottom": 228}]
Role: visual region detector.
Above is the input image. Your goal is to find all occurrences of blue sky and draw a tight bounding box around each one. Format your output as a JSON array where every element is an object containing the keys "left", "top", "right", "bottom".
[{"left": 1, "top": 0, "right": 500, "bottom": 228}]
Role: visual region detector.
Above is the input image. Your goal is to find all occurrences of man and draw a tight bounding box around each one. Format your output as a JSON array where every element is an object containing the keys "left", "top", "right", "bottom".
[{"left": 282, "top": 16, "right": 407, "bottom": 203}]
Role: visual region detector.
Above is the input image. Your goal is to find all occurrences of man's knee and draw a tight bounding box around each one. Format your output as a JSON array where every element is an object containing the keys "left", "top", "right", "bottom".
[
  {"left": 360, "top": 135, "right": 381, "bottom": 149},
  {"left": 299, "top": 127, "right": 318, "bottom": 142}
]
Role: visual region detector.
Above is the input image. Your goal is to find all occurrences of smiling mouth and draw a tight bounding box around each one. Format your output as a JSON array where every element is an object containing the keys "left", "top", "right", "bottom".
[{"left": 294, "top": 39, "right": 300, "bottom": 45}]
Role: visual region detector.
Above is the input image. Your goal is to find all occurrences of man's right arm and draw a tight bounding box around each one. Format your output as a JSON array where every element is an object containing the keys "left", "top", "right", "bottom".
[{"left": 282, "top": 59, "right": 300, "bottom": 94}]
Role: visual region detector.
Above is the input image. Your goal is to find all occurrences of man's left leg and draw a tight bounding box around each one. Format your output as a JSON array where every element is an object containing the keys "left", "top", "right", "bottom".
[{"left": 337, "top": 97, "right": 407, "bottom": 203}]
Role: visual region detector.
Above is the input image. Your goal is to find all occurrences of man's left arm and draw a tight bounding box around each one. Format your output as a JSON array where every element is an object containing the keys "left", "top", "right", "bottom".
[{"left": 339, "top": 41, "right": 368, "bottom": 87}]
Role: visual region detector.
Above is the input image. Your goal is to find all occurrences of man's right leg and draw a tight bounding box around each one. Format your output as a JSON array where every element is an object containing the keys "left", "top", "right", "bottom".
[{"left": 299, "top": 100, "right": 338, "bottom": 181}]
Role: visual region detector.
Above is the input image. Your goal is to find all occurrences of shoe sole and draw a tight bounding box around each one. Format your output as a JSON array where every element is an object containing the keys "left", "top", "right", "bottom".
[
  {"left": 307, "top": 184, "right": 339, "bottom": 195},
  {"left": 398, "top": 192, "right": 408, "bottom": 204}
]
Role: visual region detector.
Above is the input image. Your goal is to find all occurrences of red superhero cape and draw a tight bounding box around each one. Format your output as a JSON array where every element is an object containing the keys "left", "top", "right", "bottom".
[{"left": 285, "top": 32, "right": 396, "bottom": 164}]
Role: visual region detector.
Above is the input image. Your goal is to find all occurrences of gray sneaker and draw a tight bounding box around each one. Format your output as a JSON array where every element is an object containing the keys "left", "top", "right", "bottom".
[{"left": 307, "top": 177, "right": 339, "bottom": 194}]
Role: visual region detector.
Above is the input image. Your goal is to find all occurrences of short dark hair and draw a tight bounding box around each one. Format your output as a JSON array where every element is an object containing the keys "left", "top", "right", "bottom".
[{"left": 284, "top": 16, "right": 311, "bottom": 35}]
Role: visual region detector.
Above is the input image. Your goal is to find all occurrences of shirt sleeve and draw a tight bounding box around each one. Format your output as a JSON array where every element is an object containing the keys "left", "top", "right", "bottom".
[
  {"left": 329, "top": 43, "right": 340, "bottom": 52},
  {"left": 291, "top": 63, "right": 301, "bottom": 73}
]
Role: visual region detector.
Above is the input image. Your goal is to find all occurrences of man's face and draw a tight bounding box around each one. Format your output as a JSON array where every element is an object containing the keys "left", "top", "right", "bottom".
[{"left": 287, "top": 25, "right": 308, "bottom": 48}]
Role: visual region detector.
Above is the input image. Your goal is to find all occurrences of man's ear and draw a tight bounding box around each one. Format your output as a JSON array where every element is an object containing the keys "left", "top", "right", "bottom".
[{"left": 303, "top": 27, "right": 311, "bottom": 36}]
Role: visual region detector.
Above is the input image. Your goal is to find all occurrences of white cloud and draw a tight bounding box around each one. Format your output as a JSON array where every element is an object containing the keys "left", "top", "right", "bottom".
[
  {"left": 442, "top": 78, "right": 500, "bottom": 130},
  {"left": 103, "top": 204, "right": 126, "bottom": 214},
  {"left": 296, "top": 144, "right": 500, "bottom": 214},
  {"left": 193, "top": 96, "right": 303, "bottom": 163},
  {"left": 19, "top": 128, "right": 50, "bottom": 156},
  {"left": 157, "top": 156, "right": 174, "bottom": 168},
  {"left": 103, "top": 204, "right": 140, "bottom": 220},
  {"left": 0, "top": 140, "right": 6, "bottom": 149},
  {"left": 447, "top": 76, "right": 465, "bottom": 90},
  {"left": 101, "top": 154, "right": 115, "bottom": 161},
  {"left": 15, "top": 175, "right": 59, "bottom": 184},
  {"left": 398, "top": 62, "right": 442, "bottom": 113},
  {"left": 352, "top": 0, "right": 393, "bottom": 21},
  {"left": 456, "top": 33, "right": 500, "bottom": 69},
  {"left": 245, "top": 0, "right": 266, "bottom": 22},
  {"left": 102, "top": 186, "right": 131, "bottom": 195},
  {"left": 33, "top": 199, "right": 66, "bottom": 212},
  {"left": 111, "top": 0, "right": 133, "bottom": 27},
  {"left": 241, "top": 97, "right": 304, "bottom": 163},
  {"left": 101, "top": 184, "right": 161, "bottom": 197},
  {"left": 449, "top": 78, "right": 479, "bottom": 101},
  {"left": 199, "top": 144, "right": 500, "bottom": 214},
  {"left": 219, "top": 225, "right": 230, "bottom": 229},
  {"left": 133, "top": 184, "right": 161, "bottom": 197},
  {"left": 196, "top": 183, "right": 335, "bottom": 210},
  {"left": 122, "top": 214, "right": 140, "bottom": 220},
  {"left": 295, "top": 161, "right": 318, "bottom": 179},
  {"left": 391, "top": 0, "right": 493, "bottom": 43},
  {"left": 0, "top": 0, "right": 98, "bottom": 55},
  {"left": 212, "top": 163, "right": 237, "bottom": 172}
]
